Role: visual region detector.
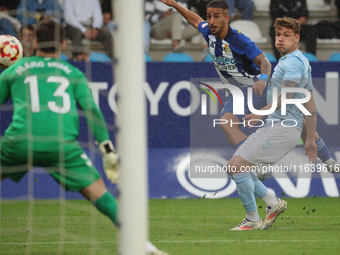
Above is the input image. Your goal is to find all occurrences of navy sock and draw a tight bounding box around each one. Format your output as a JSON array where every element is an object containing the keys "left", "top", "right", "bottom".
[
  {"left": 316, "top": 137, "right": 331, "bottom": 162},
  {"left": 234, "top": 139, "right": 246, "bottom": 151}
]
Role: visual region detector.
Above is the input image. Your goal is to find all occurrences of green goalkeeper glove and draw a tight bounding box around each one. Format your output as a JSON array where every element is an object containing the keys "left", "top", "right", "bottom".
[{"left": 99, "top": 140, "right": 119, "bottom": 183}]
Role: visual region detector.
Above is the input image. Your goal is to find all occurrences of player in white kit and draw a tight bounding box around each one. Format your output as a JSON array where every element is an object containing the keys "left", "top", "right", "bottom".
[
  {"left": 227, "top": 17, "right": 318, "bottom": 230},
  {"left": 158, "top": 0, "right": 338, "bottom": 176}
]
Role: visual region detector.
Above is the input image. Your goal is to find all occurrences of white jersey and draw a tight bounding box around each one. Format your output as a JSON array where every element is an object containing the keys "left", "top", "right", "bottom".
[{"left": 267, "top": 50, "right": 313, "bottom": 132}]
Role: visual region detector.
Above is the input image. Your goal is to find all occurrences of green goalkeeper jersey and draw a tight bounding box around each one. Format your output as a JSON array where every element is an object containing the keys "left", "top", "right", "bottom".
[{"left": 0, "top": 56, "right": 109, "bottom": 151}]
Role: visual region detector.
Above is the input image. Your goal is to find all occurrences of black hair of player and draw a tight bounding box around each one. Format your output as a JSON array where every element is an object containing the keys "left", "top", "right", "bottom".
[
  {"left": 20, "top": 24, "right": 34, "bottom": 35},
  {"left": 35, "top": 19, "right": 65, "bottom": 53},
  {"left": 206, "top": 0, "right": 229, "bottom": 11}
]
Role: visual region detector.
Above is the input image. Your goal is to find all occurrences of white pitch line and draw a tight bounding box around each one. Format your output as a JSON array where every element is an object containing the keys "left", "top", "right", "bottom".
[
  {"left": 148, "top": 215, "right": 340, "bottom": 218},
  {"left": 0, "top": 239, "right": 338, "bottom": 245},
  {"left": 0, "top": 241, "right": 117, "bottom": 245},
  {"left": 0, "top": 216, "right": 107, "bottom": 219},
  {"left": 155, "top": 240, "right": 337, "bottom": 243},
  {"left": 2, "top": 215, "right": 338, "bottom": 220}
]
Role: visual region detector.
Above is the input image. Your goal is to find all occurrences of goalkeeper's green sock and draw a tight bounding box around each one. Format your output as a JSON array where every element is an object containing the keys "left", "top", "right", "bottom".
[{"left": 94, "top": 191, "right": 118, "bottom": 226}]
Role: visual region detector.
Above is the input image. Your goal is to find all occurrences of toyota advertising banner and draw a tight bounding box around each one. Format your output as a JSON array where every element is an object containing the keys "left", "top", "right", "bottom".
[{"left": 1, "top": 62, "right": 339, "bottom": 199}]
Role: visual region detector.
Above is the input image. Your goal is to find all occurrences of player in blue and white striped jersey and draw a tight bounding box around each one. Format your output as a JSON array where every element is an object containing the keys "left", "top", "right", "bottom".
[
  {"left": 160, "top": 0, "right": 338, "bottom": 175},
  {"left": 198, "top": 16, "right": 263, "bottom": 87},
  {"left": 160, "top": 0, "right": 272, "bottom": 151},
  {"left": 159, "top": 1, "right": 339, "bottom": 232}
]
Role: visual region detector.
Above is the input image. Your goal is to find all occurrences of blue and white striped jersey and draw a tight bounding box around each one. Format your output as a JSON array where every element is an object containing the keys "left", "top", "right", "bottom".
[{"left": 198, "top": 21, "right": 262, "bottom": 87}]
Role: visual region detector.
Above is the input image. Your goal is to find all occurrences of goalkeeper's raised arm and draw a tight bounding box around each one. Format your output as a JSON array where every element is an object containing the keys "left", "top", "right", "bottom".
[{"left": 160, "top": 0, "right": 204, "bottom": 29}]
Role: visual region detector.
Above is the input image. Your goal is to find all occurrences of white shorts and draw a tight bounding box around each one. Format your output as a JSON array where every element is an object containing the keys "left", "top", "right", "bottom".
[{"left": 235, "top": 123, "right": 301, "bottom": 166}]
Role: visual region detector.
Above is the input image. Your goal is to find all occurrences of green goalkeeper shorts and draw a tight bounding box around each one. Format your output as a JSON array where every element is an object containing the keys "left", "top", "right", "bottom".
[{"left": 0, "top": 138, "right": 101, "bottom": 191}]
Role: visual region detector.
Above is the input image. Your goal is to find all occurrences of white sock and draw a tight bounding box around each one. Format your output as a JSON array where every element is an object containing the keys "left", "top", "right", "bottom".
[
  {"left": 246, "top": 210, "right": 261, "bottom": 222},
  {"left": 262, "top": 190, "right": 279, "bottom": 208}
]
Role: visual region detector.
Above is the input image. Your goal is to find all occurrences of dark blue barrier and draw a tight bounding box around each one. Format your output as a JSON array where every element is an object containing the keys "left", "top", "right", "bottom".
[{"left": 0, "top": 62, "right": 339, "bottom": 199}]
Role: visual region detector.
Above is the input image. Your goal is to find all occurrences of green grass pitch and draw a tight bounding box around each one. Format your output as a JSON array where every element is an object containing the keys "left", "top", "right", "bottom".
[{"left": 1, "top": 197, "right": 339, "bottom": 254}]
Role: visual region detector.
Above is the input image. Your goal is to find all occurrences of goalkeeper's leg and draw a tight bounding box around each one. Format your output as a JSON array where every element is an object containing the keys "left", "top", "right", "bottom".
[
  {"left": 80, "top": 179, "right": 169, "bottom": 254},
  {"left": 80, "top": 178, "right": 118, "bottom": 225}
]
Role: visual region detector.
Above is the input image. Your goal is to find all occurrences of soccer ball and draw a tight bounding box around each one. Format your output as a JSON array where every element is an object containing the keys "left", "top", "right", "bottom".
[{"left": 0, "top": 35, "right": 23, "bottom": 69}]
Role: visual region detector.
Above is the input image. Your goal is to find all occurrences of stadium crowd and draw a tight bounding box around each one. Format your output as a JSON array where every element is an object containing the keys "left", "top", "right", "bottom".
[
  {"left": 0, "top": 0, "right": 114, "bottom": 60},
  {"left": 1, "top": 0, "right": 340, "bottom": 61}
]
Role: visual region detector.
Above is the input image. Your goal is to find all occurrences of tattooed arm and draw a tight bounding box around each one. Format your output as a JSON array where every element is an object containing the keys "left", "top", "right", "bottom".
[
  {"left": 253, "top": 53, "right": 272, "bottom": 97},
  {"left": 275, "top": 79, "right": 299, "bottom": 110}
]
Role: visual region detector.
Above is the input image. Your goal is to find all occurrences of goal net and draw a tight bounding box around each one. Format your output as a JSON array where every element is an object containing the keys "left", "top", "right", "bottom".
[{"left": 0, "top": 0, "right": 147, "bottom": 254}]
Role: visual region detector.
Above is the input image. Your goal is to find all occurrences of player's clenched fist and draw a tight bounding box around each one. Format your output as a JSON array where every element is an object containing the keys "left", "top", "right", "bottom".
[{"left": 99, "top": 140, "right": 119, "bottom": 183}]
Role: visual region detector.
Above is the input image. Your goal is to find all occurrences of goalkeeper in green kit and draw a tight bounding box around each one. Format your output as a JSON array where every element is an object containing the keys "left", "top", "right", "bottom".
[
  {"left": 0, "top": 20, "right": 119, "bottom": 221},
  {"left": 0, "top": 20, "right": 167, "bottom": 254}
]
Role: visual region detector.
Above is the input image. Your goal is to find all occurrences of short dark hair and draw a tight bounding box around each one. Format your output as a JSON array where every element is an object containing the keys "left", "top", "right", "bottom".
[
  {"left": 274, "top": 17, "right": 300, "bottom": 35},
  {"left": 72, "top": 51, "right": 85, "bottom": 58},
  {"left": 207, "top": 0, "right": 229, "bottom": 11},
  {"left": 35, "top": 19, "right": 65, "bottom": 53},
  {"left": 20, "top": 24, "right": 34, "bottom": 35}
]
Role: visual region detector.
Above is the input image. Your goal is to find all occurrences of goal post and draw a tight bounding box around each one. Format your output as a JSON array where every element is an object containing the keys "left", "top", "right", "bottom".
[{"left": 113, "top": 0, "right": 148, "bottom": 254}]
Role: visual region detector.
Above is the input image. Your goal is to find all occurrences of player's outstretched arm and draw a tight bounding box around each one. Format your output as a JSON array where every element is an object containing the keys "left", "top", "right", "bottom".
[
  {"left": 242, "top": 80, "right": 292, "bottom": 126},
  {"left": 160, "top": 0, "right": 203, "bottom": 29},
  {"left": 253, "top": 53, "right": 271, "bottom": 97},
  {"left": 99, "top": 140, "right": 119, "bottom": 183},
  {"left": 303, "top": 91, "right": 317, "bottom": 163}
]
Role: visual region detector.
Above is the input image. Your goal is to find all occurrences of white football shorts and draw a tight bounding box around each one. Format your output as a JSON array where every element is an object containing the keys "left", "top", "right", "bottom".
[{"left": 235, "top": 123, "right": 301, "bottom": 166}]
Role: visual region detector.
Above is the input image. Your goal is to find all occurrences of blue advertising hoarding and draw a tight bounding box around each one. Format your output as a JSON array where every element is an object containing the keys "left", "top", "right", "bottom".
[{"left": 0, "top": 62, "right": 339, "bottom": 199}]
